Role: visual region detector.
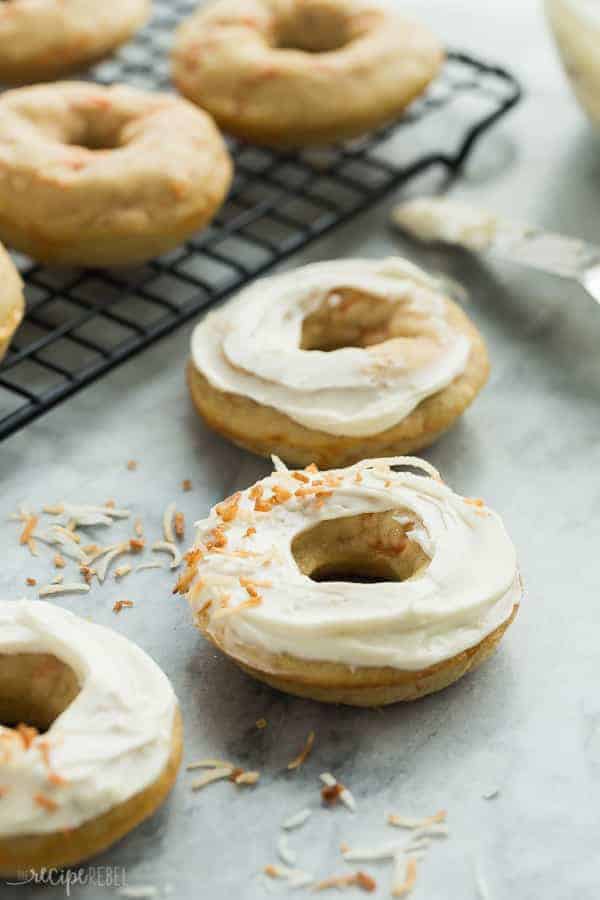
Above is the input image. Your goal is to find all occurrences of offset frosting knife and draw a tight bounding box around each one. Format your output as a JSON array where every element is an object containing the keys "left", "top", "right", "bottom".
[{"left": 391, "top": 198, "right": 600, "bottom": 305}]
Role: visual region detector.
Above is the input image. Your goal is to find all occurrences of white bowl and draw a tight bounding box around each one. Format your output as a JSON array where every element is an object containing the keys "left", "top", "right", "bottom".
[{"left": 546, "top": 0, "right": 600, "bottom": 123}]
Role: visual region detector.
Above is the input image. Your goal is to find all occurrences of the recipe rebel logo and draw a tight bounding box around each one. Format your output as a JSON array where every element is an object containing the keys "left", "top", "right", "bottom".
[{"left": 6, "top": 865, "right": 128, "bottom": 895}]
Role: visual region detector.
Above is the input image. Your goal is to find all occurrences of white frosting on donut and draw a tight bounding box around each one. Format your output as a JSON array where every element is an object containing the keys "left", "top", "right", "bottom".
[
  {"left": 0, "top": 601, "right": 177, "bottom": 837},
  {"left": 186, "top": 457, "right": 521, "bottom": 671},
  {"left": 190, "top": 258, "right": 471, "bottom": 437}
]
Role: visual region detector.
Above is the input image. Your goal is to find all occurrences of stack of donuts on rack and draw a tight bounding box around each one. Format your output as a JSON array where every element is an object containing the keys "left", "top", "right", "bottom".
[{"left": 0, "top": 0, "right": 521, "bottom": 877}]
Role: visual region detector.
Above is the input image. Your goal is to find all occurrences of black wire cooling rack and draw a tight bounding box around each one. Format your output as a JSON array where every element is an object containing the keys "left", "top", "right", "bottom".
[{"left": 0, "top": 0, "right": 521, "bottom": 441}]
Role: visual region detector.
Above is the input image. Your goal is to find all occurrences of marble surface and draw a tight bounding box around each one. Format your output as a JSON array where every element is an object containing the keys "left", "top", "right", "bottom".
[{"left": 2, "top": 1, "right": 600, "bottom": 898}]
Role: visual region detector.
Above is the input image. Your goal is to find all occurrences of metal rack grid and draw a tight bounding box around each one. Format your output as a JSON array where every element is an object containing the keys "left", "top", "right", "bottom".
[{"left": 0, "top": 0, "right": 521, "bottom": 441}]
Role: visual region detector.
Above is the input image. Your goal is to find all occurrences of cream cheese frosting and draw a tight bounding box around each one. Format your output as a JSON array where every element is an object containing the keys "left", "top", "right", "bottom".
[
  {"left": 190, "top": 258, "right": 471, "bottom": 438},
  {"left": 546, "top": 0, "right": 600, "bottom": 123},
  {"left": 185, "top": 457, "right": 521, "bottom": 671},
  {"left": 0, "top": 601, "right": 177, "bottom": 837},
  {"left": 392, "top": 198, "right": 498, "bottom": 250}
]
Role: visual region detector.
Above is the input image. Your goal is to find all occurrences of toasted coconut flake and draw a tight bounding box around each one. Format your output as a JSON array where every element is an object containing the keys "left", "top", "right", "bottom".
[
  {"left": 234, "top": 770, "right": 260, "bottom": 785},
  {"left": 387, "top": 810, "right": 447, "bottom": 830},
  {"left": 482, "top": 788, "right": 500, "bottom": 800},
  {"left": 136, "top": 561, "right": 164, "bottom": 572},
  {"left": 38, "top": 583, "right": 90, "bottom": 598},
  {"left": 133, "top": 517, "right": 144, "bottom": 538},
  {"left": 129, "top": 537, "right": 145, "bottom": 553},
  {"left": 271, "top": 454, "right": 289, "bottom": 473},
  {"left": 277, "top": 834, "right": 297, "bottom": 866},
  {"left": 16, "top": 723, "right": 39, "bottom": 748},
  {"left": 79, "top": 565, "right": 95, "bottom": 585},
  {"left": 53, "top": 553, "right": 66, "bottom": 569},
  {"left": 162, "top": 502, "right": 176, "bottom": 543},
  {"left": 51, "top": 575, "right": 64, "bottom": 585},
  {"left": 126, "top": 460, "right": 138, "bottom": 471},
  {"left": 343, "top": 842, "right": 403, "bottom": 862},
  {"left": 26, "top": 577, "right": 37, "bottom": 586},
  {"left": 34, "top": 528, "right": 89, "bottom": 563},
  {"left": 313, "top": 871, "right": 376, "bottom": 892},
  {"left": 282, "top": 808, "right": 312, "bottom": 831},
  {"left": 190, "top": 766, "right": 233, "bottom": 791},
  {"left": 48, "top": 503, "right": 130, "bottom": 527},
  {"left": 53, "top": 524, "right": 80, "bottom": 544},
  {"left": 34, "top": 793, "right": 59, "bottom": 812},
  {"left": 264, "top": 864, "right": 313, "bottom": 887},
  {"left": 85, "top": 543, "right": 121, "bottom": 565},
  {"left": 288, "top": 731, "right": 315, "bottom": 770},
  {"left": 174, "top": 511, "right": 185, "bottom": 540},
  {"left": 320, "top": 773, "right": 356, "bottom": 811},
  {"left": 215, "top": 492, "right": 241, "bottom": 522},
  {"left": 212, "top": 596, "right": 262, "bottom": 619},
  {"left": 114, "top": 564, "right": 132, "bottom": 579},
  {"left": 391, "top": 856, "right": 417, "bottom": 897},
  {"left": 19, "top": 513, "right": 38, "bottom": 547},
  {"left": 152, "top": 541, "right": 182, "bottom": 569},
  {"left": 96, "top": 543, "right": 130, "bottom": 583},
  {"left": 408, "top": 823, "right": 448, "bottom": 842},
  {"left": 113, "top": 600, "right": 134, "bottom": 614},
  {"left": 186, "top": 758, "right": 234, "bottom": 771},
  {"left": 244, "top": 527, "right": 256, "bottom": 539},
  {"left": 182, "top": 479, "right": 192, "bottom": 492}
]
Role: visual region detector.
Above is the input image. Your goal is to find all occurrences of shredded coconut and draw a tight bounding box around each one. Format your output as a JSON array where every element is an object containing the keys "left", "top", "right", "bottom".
[
  {"left": 277, "top": 834, "right": 297, "bottom": 866},
  {"left": 152, "top": 541, "right": 182, "bottom": 569},
  {"left": 162, "top": 502, "right": 176, "bottom": 543},
  {"left": 280, "top": 809, "right": 311, "bottom": 833},
  {"left": 38, "top": 583, "right": 90, "bottom": 598}
]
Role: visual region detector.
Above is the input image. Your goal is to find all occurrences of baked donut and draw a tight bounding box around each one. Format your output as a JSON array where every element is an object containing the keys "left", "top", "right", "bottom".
[
  {"left": 189, "top": 258, "right": 490, "bottom": 467},
  {"left": 180, "top": 456, "right": 521, "bottom": 707},
  {"left": 0, "top": 601, "right": 182, "bottom": 875},
  {"left": 0, "top": 242, "right": 24, "bottom": 363},
  {"left": 0, "top": 82, "right": 233, "bottom": 266},
  {"left": 0, "top": 1, "right": 150, "bottom": 85},
  {"left": 172, "top": 0, "right": 444, "bottom": 146}
]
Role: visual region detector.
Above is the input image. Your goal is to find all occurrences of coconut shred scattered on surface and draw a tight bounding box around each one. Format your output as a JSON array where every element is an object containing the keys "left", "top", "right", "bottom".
[{"left": 8, "top": 493, "right": 190, "bottom": 612}]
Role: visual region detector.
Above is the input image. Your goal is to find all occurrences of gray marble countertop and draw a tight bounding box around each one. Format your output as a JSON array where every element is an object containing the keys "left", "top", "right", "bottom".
[{"left": 2, "top": 1, "right": 600, "bottom": 898}]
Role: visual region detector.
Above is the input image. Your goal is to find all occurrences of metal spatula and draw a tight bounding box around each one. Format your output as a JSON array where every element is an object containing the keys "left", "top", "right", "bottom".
[{"left": 391, "top": 198, "right": 600, "bottom": 305}]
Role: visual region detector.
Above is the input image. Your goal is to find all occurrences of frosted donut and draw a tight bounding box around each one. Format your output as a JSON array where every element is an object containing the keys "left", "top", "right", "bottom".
[
  {"left": 0, "top": 1, "right": 150, "bottom": 85},
  {"left": 0, "top": 601, "right": 182, "bottom": 876},
  {"left": 181, "top": 456, "right": 521, "bottom": 707},
  {"left": 189, "top": 258, "right": 490, "bottom": 467},
  {"left": 0, "top": 243, "right": 24, "bottom": 364},
  {"left": 172, "top": 0, "right": 444, "bottom": 146},
  {"left": 0, "top": 82, "right": 233, "bottom": 266}
]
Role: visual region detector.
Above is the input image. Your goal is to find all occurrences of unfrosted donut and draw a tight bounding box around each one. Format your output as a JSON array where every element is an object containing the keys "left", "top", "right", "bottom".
[
  {"left": 0, "top": 242, "right": 24, "bottom": 363},
  {"left": 172, "top": 0, "right": 444, "bottom": 146},
  {"left": 0, "top": 0, "right": 150, "bottom": 85},
  {"left": 0, "top": 82, "right": 233, "bottom": 266},
  {"left": 189, "top": 258, "right": 490, "bottom": 467},
  {"left": 180, "top": 456, "right": 521, "bottom": 706},
  {"left": 0, "top": 601, "right": 182, "bottom": 875}
]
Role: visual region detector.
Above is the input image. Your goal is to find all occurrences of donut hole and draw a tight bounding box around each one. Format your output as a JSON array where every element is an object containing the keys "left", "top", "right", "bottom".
[
  {"left": 301, "top": 288, "right": 444, "bottom": 364},
  {"left": 65, "top": 120, "right": 125, "bottom": 151},
  {"left": 275, "top": 2, "right": 353, "bottom": 52},
  {"left": 292, "top": 511, "right": 430, "bottom": 584},
  {"left": 0, "top": 653, "right": 80, "bottom": 733}
]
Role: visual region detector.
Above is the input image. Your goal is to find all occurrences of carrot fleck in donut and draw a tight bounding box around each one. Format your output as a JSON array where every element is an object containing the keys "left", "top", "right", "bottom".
[
  {"left": 181, "top": 456, "right": 521, "bottom": 707},
  {"left": 0, "top": 601, "right": 182, "bottom": 876},
  {"left": 172, "top": 0, "right": 444, "bottom": 146},
  {"left": 0, "top": 81, "right": 233, "bottom": 266},
  {"left": 188, "top": 258, "right": 490, "bottom": 467},
  {"left": 0, "top": 0, "right": 150, "bottom": 85},
  {"left": 0, "top": 242, "right": 24, "bottom": 364}
]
